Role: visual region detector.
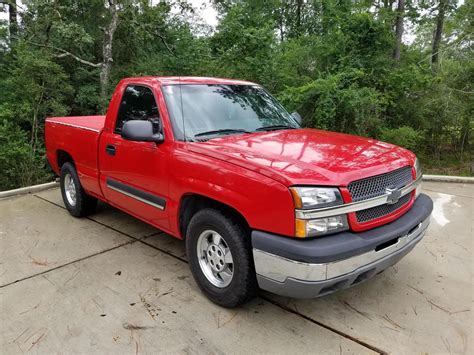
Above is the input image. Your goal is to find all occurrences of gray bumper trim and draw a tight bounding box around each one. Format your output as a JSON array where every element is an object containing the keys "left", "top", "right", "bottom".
[{"left": 254, "top": 217, "right": 430, "bottom": 298}]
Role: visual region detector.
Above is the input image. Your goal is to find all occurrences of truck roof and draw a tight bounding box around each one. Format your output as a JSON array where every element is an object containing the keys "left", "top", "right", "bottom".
[{"left": 122, "top": 76, "right": 258, "bottom": 86}]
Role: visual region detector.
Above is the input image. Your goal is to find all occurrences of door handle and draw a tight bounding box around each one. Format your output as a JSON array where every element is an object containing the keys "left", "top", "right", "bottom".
[{"left": 106, "top": 144, "right": 116, "bottom": 156}]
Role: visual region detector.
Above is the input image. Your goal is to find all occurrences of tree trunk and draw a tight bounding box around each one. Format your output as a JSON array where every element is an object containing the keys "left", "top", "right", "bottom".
[
  {"left": 431, "top": 0, "right": 447, "bottom": 68},
  {"left": 393, "top": 0, "right": 405, "bottom": 61},
  {"left": 459, "top": 114, "right": 470, "bottom": 162},
  {"left": 99, "top": 0, "right": 119, "bottom": 113},
  {"left": 278, "top": 4, "right": 284, "bottom": 42},
  {"left": 295, "top": 0, "right": 302, "bottom": 37},
  {"left": 8, "top": 0, "right": 18, "bottom": 39}
]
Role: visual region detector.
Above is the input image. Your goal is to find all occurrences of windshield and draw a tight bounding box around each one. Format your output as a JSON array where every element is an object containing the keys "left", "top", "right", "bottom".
[{"left": 162, "top": 84, "right": 299, "bottom": 141}]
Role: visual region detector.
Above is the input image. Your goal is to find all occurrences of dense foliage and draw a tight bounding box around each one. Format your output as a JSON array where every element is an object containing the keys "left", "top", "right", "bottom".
[{"left": 0, "top": 0, "right": 472, "bottom": 190}]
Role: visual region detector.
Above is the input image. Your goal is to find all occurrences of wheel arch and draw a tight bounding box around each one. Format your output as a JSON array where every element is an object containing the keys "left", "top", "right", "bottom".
[
  {"left": 57, "top": 150, "right": 75, "bottom": 169},
  {"left": 178, "top": 193, "right": 250, "bottom": 239}
]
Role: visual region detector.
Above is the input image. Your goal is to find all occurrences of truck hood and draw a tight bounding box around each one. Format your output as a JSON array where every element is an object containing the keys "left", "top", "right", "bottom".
[{"left": 188, "top": 128, "right": 415, "bottom": 186}]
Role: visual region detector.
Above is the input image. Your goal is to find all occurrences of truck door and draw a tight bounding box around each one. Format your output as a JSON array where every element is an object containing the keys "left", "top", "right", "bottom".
[{"left": 98, "top": 84, "right": 170, "bottom": 230}]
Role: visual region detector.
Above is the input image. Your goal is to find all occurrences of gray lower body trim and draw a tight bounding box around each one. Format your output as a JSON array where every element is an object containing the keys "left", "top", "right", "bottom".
[
  {"left": 254, "top": 216, "right": 430, "bottom": 299},
  {"left": 106, "top": 178, "right": 166, "bottom": 210},
  {"left": 256, "top": 230, "right": 423, "bottom": 298}
]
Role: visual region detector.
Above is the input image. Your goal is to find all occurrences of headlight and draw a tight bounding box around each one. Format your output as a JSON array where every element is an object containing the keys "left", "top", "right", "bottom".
[
  {"left": 414, "top": 157, "right": 422, "bottom": 198},
  {"left": 290, "top": 187, "right": 343, "bottom": 209},
  {"left": 295, "top": 215, "right": 349, "bottom": 238},
  {"left": 414, "top": 157, "right": 422, "bottom": 178},
  {"left": 290, "top": 187, "right": 348, "bottom": 238}
]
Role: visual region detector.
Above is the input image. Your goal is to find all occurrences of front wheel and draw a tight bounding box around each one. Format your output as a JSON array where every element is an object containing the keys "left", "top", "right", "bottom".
[
  {"left": 186, "top": 209, "right": 257, "bottom": 308},
  {"left": 60, "top": 162, "right": 97, "bottom": 217}
]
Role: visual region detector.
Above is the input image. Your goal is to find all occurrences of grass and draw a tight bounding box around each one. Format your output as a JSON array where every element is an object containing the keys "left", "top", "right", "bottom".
[{"left": 420, "top": 154, "right": 473, "bottom": 177}]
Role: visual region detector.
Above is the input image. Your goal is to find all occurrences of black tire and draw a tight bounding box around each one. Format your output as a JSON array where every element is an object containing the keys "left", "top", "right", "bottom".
[
  {"left": 185, "top": 208, "right": 257, "bottom": 308},
  {"left": 60, "top": 162, "right": 97, "bottom": 217}
]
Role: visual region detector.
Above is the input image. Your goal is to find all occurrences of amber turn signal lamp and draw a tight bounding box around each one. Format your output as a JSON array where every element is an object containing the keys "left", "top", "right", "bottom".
[
  {"left": 290, "top": 187, "right": 303, "bottom": 209},
  {"left": 295, "top": 219, "right": 307, "bottom": 238}
]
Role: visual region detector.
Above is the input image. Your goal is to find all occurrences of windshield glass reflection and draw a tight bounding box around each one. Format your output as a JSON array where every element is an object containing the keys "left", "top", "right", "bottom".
[{"left": 162, "top": 84, "right": 299, "bottom": 141}]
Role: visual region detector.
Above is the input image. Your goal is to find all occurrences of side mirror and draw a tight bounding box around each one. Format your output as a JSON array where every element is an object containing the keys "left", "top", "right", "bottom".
[
  {"left": 121, "top": 120, "right": 164, "bottom": 143},
  {"left": 291, "top": 112, "right": 302, "bottom": 125}
]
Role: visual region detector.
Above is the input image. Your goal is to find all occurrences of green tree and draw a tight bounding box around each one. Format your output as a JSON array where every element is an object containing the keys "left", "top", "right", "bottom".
[{"left": 0, "top": 0, "right": 472, "bottom": 190}]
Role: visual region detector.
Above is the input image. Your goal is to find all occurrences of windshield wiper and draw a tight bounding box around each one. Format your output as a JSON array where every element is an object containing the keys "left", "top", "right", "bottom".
[
  {"left": 255, "top": 125, "right": 297, "bottom": 132},
  {"left": 194, "top": 128, "right": 251, "bottom": 138}
]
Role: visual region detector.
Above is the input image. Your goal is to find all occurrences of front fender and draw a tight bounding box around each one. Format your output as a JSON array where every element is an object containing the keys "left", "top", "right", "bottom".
[{"left": 167, "top": 148, "right": 295, "bottom": 238}]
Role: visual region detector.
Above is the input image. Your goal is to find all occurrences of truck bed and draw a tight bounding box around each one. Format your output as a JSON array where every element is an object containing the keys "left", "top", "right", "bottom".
[
  {"left": 46, "top": 115, "right": 106, "bottom": 133},
  {"left": 45, "top": 115, "right": 106, "bottom": 198}
]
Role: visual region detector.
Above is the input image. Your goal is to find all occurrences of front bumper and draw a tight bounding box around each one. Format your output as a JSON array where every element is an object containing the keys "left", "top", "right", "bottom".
[{"left": 252, "top": 193, "right": 433, "bottom": 298}]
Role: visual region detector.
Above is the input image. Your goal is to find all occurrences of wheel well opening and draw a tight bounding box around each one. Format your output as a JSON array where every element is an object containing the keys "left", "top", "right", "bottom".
[
  {"left": 57, "top": 150, "right": 74, "bottom": 169},
  {"left": 179, "top": 194, "right": 249, "bottom": 238}
]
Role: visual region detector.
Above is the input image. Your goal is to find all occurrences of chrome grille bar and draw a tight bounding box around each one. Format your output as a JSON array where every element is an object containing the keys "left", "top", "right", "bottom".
[{"left": 295, "top": 175, "right": 422, "bottom": 220}]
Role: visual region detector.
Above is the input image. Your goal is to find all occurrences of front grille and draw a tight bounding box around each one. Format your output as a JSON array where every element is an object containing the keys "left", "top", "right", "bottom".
[
  {"left": 355, "top": 193, "right": 411, "bottom": 223},
  {"left": 348, "top": 166, "right": 413, "bottom": 223},
  {"left": 348, "top": 166, "right": 413, "bottom": 202}
]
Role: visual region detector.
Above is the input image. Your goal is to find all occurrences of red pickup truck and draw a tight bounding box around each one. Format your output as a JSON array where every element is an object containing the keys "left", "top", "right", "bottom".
[{"left": 45, "top": 76, "right": 433, "bottom": 307}]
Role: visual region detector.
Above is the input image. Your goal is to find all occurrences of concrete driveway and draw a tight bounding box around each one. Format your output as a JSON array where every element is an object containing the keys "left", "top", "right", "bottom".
[{"left": 0, "top": 182, "right": 472, "bottom": 354}]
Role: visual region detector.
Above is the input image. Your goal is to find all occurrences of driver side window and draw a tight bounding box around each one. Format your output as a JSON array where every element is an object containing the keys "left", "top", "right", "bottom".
[{"left": 115, "top": 85, "right": 160, "bottom": 134}]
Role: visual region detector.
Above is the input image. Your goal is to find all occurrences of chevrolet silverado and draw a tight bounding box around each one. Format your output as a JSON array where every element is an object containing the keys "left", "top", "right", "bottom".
[{"left": 45, "top": 76, "right": 433, "bottom": 307}]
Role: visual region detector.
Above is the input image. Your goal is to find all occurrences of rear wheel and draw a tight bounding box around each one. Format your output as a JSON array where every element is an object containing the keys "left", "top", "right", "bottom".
[
  {"left": 60, "top": 162, "right": 97, "bottom": 217},
  {"left": 186, "top": 209, "right": 257, "bottom": 308}
]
